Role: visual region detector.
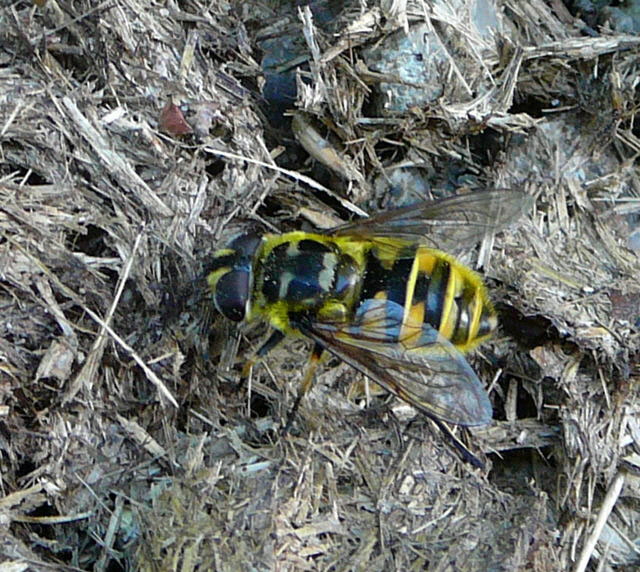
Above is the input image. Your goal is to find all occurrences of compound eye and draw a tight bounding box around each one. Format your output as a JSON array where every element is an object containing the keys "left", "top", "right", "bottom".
[
  {"left": 213, "top": 269, "right": 250, "bottom": 322},
  {"left": 229, "top": 233, "right": 262, "bottom": 258}
]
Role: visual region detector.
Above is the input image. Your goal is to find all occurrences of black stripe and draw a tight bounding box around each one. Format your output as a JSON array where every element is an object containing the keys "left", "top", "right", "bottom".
[
  {"left": 298, "top": 239, "right": 332, "bottom": 253},
  {"left": 425, "top": 260, "right": 450, "bottom": 330},
  {"left": 387, "top": 255, "right": 414, "bottom": 306},
  {"left": 359, "top": 246, "right": 415, "bottom": 305},
  {"left": 359, "top": 250, "right": 388, "bottom": 302},
  {"left": 413, "top": 271, "right": 430, "bottom": 305},
  {"left": 207, "top": 253, "right": 236, "bottom": 273},
  {"left": 451, "top": 296, "right": 468, "bottom": 345},
  {"left": 453, "top": 284, "right": 478, "bottom": 345},
  {"left": 477, "top": 307, "right": 493, "bottom": 338}
]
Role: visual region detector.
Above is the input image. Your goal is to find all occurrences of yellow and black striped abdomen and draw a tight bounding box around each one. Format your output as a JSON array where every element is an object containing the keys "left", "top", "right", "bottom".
[
  {"left": 357, "top": 243, "right": 497, "bottom": 352},
  {"left": 407, "top": 247, "right": 496, "bottom": 351}
]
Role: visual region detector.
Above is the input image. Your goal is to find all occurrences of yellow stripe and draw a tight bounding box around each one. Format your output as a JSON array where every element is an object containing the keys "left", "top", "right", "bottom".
[
  {"left": 372, "top": 241, "right": 400, "bottom": 270},
  {"left": 213, "top": 248, "right": 235, "bottom": 257},
  {"left": 407, "top": 302, "right": 425, "bottom": 330},
  {"left": 438, "top": 267, "right": 458, "bottom": 339},
  {"left": 399, "top": 255, "right": 420, "bottom": 344},
  {"left": 207, "top": 266, "right": 230, "bottom": 290},
  {"left": 417, "top": 249, "right": 437, "bottom": 274}
]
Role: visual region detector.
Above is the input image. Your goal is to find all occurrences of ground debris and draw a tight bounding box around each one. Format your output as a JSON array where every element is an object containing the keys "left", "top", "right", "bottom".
[{"left": 1, "top": 0, "right": 639, "bottom": 570}]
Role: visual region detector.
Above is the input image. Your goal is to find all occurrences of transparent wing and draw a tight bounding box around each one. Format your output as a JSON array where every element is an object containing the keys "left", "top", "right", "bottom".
[
  {"left": 332, "top": 189, "right": 533, "bottom": 252},
  {"left": 294, "top": 299, "right": 493, "bottom": 426}
]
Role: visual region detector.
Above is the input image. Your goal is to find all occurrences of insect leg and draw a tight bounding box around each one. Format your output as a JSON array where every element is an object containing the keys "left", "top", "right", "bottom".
[
  {"left": 241, "top": 330, "right": 286, "bottom": 377},
  {"left": 282, "top": 342, "right": 324, "bottom": 434}
]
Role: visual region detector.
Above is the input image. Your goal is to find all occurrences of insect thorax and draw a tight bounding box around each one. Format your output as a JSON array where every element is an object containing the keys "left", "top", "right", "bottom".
[{"left": 252, "top": 233, "right": 361, "bottom": 326}]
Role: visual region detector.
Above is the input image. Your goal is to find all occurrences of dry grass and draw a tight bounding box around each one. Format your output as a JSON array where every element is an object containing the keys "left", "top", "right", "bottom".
[{"left": 1, "top": 0, "right": 639, "bottom": 570}]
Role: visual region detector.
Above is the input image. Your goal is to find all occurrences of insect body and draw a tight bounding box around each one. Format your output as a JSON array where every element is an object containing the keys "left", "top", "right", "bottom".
[{"left": 208, "top": 191, "right": 531, "bottom": 447}]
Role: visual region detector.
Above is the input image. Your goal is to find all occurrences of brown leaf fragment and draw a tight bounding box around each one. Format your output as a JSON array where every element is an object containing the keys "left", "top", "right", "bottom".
[{"left": 159, "top": 101, "right": 193, "bottom": 137}]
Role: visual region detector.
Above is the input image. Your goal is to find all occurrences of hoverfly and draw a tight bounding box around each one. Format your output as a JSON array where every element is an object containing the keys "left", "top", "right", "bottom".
[{"left": 208, "top": 190, "right": 532, "bottom": 466}]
